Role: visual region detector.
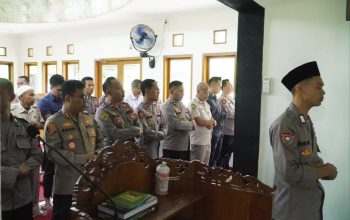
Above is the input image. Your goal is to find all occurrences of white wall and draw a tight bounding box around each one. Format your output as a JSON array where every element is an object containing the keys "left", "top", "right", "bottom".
[
  {"left": 257, "top": 0, "right": 350, "bottom": 219},
  {"left": 0, "top": 34, "right": 20, "bottom": 79},
  {"left": 8, "top": 6, "right": 238, "bottom": 98}
]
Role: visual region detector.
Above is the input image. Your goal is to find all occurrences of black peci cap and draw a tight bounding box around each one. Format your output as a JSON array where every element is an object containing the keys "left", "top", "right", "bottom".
[{"left": 281, "top": 61, "right": 320, "bottom": 91}]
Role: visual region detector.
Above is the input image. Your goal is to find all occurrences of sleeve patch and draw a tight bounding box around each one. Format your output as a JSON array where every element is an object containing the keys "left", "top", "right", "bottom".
[
  {"left": 46, "top": 122, "right": 57, "bottom": 134},
  {"left": 191, "top": 103, "right": 196, "bottom": 110},
  {"left": 99, "top": 112, "right": 109, "bottom": 121},
  {"left": 280, "top": 132, "right": 296, "bottom": 146}
]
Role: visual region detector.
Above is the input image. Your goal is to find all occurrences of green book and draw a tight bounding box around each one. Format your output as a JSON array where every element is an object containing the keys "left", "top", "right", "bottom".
[{"left": 98, "top": 190, "right": 152, "bottom": 212}]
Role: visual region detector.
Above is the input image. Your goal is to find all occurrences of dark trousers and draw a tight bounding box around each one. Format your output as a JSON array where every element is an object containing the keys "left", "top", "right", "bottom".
[
  {"left": 42, "top": 150, "right": 55, "bottom": 199},
  {"left": 209, "top": 134, "right": 223, "bottom": 167},
  {"left": 2, "top": 202, "right": 33, "bottom": 220},
  {"left": 52, "top": 194, "right": 73, "bottom": 220},
  {"left": 163, "top": 149, "right": 190, "bottom": 161},
  {"left": 218, "top": 135, "right": 235, "bottom": 169}
]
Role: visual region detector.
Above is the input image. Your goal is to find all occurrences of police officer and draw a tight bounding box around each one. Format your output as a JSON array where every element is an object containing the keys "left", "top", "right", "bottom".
[
  {"left": 11, "top": 85, "right": 45, "bottom": 216},
  {"left": 44, "top": 80, "right": 103, "bottom": 220},
  {"left": 161, "top": 81, "right": 196, "bottom": 160},
  {"left": 1, "top": 78, "right": 42, "bottom": 220},
  {"left": 137, "top": 79, "right": 166, "bottom": 159},
  {"left": 270, "top": 61, "right": 338, "bottom": 220},
  {"left": 218, "top": 79, "right": 235, "bottom": 169},
  {"left": 207, "top": 77, "right": 226, "bottom": 167},
  {"left": 81, "top": 76, "right": 98, "bottom": 115},
  {"left": 95, "top": 77, "right": 141, "bottom": 146}
]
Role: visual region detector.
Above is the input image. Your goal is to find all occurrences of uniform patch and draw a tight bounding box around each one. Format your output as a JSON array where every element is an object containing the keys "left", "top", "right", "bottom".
[
  {"left": 191, "top": 103, "right": 196, "bottom": 110},
  {"left": 301, "top": 148, "right": 312, "bottom": 157},
  {"left": 65, "top": 134, "right": 75, "bottom": 140},
  {"left": 68, "top": 142, "right": 76, "bottom": 149},
  {"left": 114, "top": 117, "right": 123, "bottom": 126},
  {"left": 64, "top": 112, "right": 71, "bottom": 118},
  {"left": 88, "top": 129, "right": 96, "bottom": 137},
  {"left": 99, "top": 112, "right": 109, "bottom": 121},
  {"left": 281, "top": 132, "right": 296, "bottom": 146},
  {"left": 84, "top": 118, "right": 93, "bottom": 126},
  {"left": 62, "top": 121, "right": 73, "bottom": 128},
  {"left": 138, "top": 112, "right": 144, "bottom": 119},
  {"left": 46, "top": 123, "right": 57, "bottom": 134}
]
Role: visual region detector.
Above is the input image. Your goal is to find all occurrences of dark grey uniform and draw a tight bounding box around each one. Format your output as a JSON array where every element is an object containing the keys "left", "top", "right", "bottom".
[
  {"left": 161, "top": 98, "right": 193, "bottom": 160},
  {"left": 1, "top": 116, "right": 42, "bottom": 212},
  {"left": 269, "top": 103, "right": 324, "bottom": 220},
  {"left": 44, "top": 109, "right": 103, "bottom": 219},
  {"left": 137, "top": 101, "right": 166, "bottom": 159},
  {"left": 218, "top": 95, "right": 235, "bottom": 169},
  {"left": 84, "top": 95, "right": 98, "bottom": 115},
  {"left": 95, "top": 99, "right": 140, "bottom": 146},
  {"left": 45, "top": 110, "right": 103, "bottom": 195}
]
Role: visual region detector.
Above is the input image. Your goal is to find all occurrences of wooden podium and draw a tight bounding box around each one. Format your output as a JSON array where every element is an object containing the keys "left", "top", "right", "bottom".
[{"left": 71, "top": 141, "right": 274, "bottom": 220}]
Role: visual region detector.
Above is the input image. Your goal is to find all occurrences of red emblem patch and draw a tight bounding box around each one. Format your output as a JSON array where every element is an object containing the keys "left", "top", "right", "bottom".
[{"left": 281, "top": 132, "right": 296, "bottom": 146}]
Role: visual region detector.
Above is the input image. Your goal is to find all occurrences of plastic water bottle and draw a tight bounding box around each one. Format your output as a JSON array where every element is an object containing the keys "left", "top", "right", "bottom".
[{"left": 155, "top": 161, "right": 170, "bottom": 195}]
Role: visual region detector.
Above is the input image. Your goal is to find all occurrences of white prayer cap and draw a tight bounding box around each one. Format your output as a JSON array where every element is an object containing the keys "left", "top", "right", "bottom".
[{"left": 17, "top": 85, "right": 35, "bottom": 96}]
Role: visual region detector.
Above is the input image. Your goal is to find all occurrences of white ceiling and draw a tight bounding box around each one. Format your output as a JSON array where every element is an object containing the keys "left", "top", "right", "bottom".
[{"left": 0, "top": 0, "right": 228, "bottom": 35}]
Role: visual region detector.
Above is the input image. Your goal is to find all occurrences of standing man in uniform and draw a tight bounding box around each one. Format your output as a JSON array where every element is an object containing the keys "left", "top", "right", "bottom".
[
  {"left": 218, "top": 79, "right": 235, "bottom": 169},
  {"left": 44, "top": 80, "right": 103, "bottom": 220},
  {"left": 124, "top": 79, "right": 143, "bottom": 111},
  {"left": 0, "top": 78, "right": 43, "bottom": 220},
  {"left": 188, "top": 82, "right": 216, "bottom": 165},
  {"left": 11, "top": 85, "right": 45, "bottom": 216},
  {"left": 81, "top": 76, "right": 98, "bottom": 115},
  {"left": 270, "top": 61, "right": 338, "bottom": 220},
  {"left": 95, "top": 77, "right": 141, "bottom": 146},
  {"left": 137, "top": 79, "right": 166, "bottom": 159},
  {"left": 207, "top": 77, "right": 226, "bottom": 167},
  {"left": 161, "top": 81, "right": 196, "bottom": 160},
  {"left": 37, "top": 74, "right": 65, "bottom": 211}
]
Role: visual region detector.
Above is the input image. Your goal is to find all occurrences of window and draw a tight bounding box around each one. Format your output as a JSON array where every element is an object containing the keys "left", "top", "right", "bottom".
[
  {"left": 62, "top": 60, "right": 79, "bottom": 80},
  {"left": 24, "top": 62, "right": 41, "bottom": 93},
  {"left": 42, "top": 61, "right": 57, "bottom": 92},
  {"left": 0, "top": 62, "right": 13, "bottom": 80},
  {"left": 95, "top": 58, "right": 142, "bottom": 97},
  {"left": 203, "top": 52, "right": 236, "bottom": 96},
  {"left": 163, "top": 55, "right": 192, "bottom": 104}
]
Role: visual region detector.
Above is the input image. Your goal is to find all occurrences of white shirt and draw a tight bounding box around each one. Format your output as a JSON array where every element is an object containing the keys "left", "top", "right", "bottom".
[
  {"left": 11, "top": 103, "right": 44, "bottom": 124},
  {"left": 124, "top": 93, "right": 143, "bottom": 111},
  {"left": 188, "top": 96, "right": 213, "bottom": 145}
]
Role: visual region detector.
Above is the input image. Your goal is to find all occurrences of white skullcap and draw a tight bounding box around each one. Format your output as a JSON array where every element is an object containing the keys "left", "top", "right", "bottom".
[{"left": 17, "top": 85, "right": 35, "bottom": 96}]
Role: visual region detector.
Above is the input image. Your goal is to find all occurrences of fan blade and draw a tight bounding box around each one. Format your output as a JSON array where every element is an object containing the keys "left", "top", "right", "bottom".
[
  {"left": 137, "top": 26, "right": 145, "bottom": 37},
  {"left": 135, "top": 39, "right": 144, "bottom": 45}
]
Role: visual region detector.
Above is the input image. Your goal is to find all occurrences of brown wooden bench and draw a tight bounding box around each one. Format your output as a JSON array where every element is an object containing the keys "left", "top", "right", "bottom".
[{"left": 71, "top": 141, "right": 274, "bottom": 220}]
